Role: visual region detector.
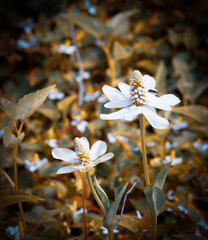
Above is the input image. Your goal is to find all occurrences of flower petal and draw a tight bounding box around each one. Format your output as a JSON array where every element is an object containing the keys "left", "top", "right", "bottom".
[
  {"left": 146, "top": 93, "right": 171, "bottom": 111},
  {"left": 92, "top": 152, "right": 114, "bottom": 166},
  {"left": 100, "top": 108, "right": 129, "bottom": 120},
  {"left": 90, "top": 140, "right": 107, "bottom": 160},
  {"left": 142, "top": 75, "right": 156, "bottom": 89},
  {"left": 118, "top": 82, "right": 131, "bottom": 98},
  {"left": 102, "top": 85, "right": 127, "bottom": 102},
  {"left": 158, "top": 94, "right": 181, "bottom": 106},
  {"left": 104, "top": 99, "right": 131, "bottom": 108},
  {"left": 57, "top": 165, "right": 78, "bottom": 174},
  {"left": 79, "top": 137, "right": 90, "bottom": 151},
  {"left": 52, "top": 148, "right": 78, "bottom": 163},
  {"left": 143, "top": 106, "right": 169, "bottom": 129},
  {"left": 124, "top": 106, "right": 143, "bottom": 121}
]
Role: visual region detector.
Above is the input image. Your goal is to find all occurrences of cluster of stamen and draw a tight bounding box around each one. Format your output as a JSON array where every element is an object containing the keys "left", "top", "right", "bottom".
[
  {"left": 129, "top": 70, "right": 146, "bottom": 106},
  {"left": 74, "top": 138, "right": 91, "bottom": 166}
]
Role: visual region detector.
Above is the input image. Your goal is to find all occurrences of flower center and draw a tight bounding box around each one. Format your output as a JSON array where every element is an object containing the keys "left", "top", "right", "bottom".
[
  {"left": 129, "top": 70, "right": 146, "bottom": 106},
  {"left": 74, "top": 138, "right": 91, "bottom": 166}
]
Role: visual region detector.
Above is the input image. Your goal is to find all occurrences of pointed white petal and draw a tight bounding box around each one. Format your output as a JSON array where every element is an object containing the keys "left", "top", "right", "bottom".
[
  {"left": 158, "top": 94, "right": 181, "bottom": 106},
  {"left": 79, "top": 137, "right": 90, "bottom": 151},
  {"left": 102, "top": 85, "right": 127, "bottom": 102},
  {"left": 124, "top": 106, "right": 142, "bottom": 121},
  {"left": 100, "top": 108, "right": 129, "bottom": 120},
  {"left": 104, "top": 99, "right": 131, "bottom": 108},
  {"left": 57, "top": 165, "right": 78, "bottom": 174},
  {"left": 142, "top": 75, "right": 156, "bottom": 89},
  {"left": 92, "top": 153, "right": 114, "bottom": 166},
  {"left": 118, "top": 82, "right": 131, "bottom": 98},
  {"left": 146, "top": 93, "right": 171, "bottom": 111},
  {"left": 90, "top": 140, "right": 107, "bottom": 160},
  {"left": 143, "top": 106, "right": 169, "bottom": 129},
  {"left": 52, "top": 148, "right": 78, "bottom": 163}
]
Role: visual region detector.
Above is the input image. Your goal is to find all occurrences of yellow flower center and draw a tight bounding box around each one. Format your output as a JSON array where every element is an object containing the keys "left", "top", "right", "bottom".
[
  {"left": 74, "top": 138, "right": 91, "bottom": 166},
  {"left": 129, "top": 70, "right": 146, "bottom": 106}
]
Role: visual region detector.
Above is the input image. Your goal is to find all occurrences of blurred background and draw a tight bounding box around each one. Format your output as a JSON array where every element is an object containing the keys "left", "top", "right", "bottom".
[{"left": 0, "top": 0, "right": 208, "bottom": 239}]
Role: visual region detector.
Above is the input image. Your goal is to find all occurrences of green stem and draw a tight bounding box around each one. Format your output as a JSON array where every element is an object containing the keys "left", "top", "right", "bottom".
[
  {"left": 86, "top": 172, "right": 107, "bottom": 215},
  {"left": 152, "top": 216, "right": 157, "bottom": 240},
  {"left": 139, "top": 115, "right": 150, "bottom": 186}
]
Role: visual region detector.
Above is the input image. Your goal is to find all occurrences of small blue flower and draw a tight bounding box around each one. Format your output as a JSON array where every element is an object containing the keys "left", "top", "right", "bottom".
[
  {"left": 6, "top": 225, "right": 20, "bottom": 240},
  {"left": 24, "top": 158, "right": 48, "bottom": 172}
]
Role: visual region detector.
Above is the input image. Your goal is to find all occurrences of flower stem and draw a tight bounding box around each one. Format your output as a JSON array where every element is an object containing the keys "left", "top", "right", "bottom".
[
  {"left": 82, "top": 179, "right": 88, "bottom": 240},
  {"left": 152, "top": 217, "right": 157, "bottom": 240},
  {"left": 12, "top": 120, "right": 27, "bottom": 235},
  {"left": 13, "top": 146, "right": 27, "bottom": 235},
  {"left": 86, "top": 172, "right": 107, "bottom": 215},
  {"left": 139, "top": 115, "right": 150, "bottom": 186}
]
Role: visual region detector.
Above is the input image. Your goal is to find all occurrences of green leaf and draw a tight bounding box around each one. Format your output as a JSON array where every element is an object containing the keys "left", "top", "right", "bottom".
[
  {"left": 172, "top": 105, "right": 208, "bottom": 126},
  {"left": 3, "top": 127, "right": 25, "bottom": 148},
  {"left": 0, "top": 97, "right": 18, "bottom": 119},
  {"left": 154, "top": 162, "right": 171, "bottom": 190},
  {"left": 0, "top": 189, "right": 45, "bottom": 208},
  {"left": 0, "top": 146, "right": 13, "bottom": 168},
  {"left": 144, "top": 186, "right": 165, "bottom": 218},
  {"left": 113, "top": 42, "right": 132, "bottom": 60},
  {"left": 93, "top": 176, "right": 111, "bottom": 212},
  {"left": 114, "top": 183, "right": 125, "bottom": 200},
  {"left": 103, "top": 182, "right": 128, "bottom": 231},
  {"left": 118, "top": 214, "right": 140, "bottom": 233},
  {"left": 16, "top": 85, "right": 55, "bottom": 120},
  {"left": 70, "top": 14, "right": 109, "bottom": 39}
]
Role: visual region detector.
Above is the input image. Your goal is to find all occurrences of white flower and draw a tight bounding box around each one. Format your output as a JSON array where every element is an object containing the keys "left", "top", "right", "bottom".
[
  {"left": 76, "top": 71, "right": 90, "bottom": 82},
  {"left": 59, "top": 44, "right": 76, "bottom": 55},
  {"left": 172, "top": 118, "right": 188, "bottom": 130},
  {"left": 164, "top": 155, "right": 182, "bottom": 166},
  {"left": 100, "top": 226, "right": 119, "bottom": 235},
  {"left": 100, "top": 70, "right": 180, "bottom": 129},
  {"left": 71, "top": 115, "right": 88, "bottom": 133},
  {"left": 24, "top": 158, "right": 48, "bottom": 172},
  {"left": 52, "top": 137, "right": 114, "bottom": 174},
  {"left": 46, "top": 139, "right": 58, "bottom": 148},
  {"left": 48, "top": 88, "right": 65, "bottom": 100}
]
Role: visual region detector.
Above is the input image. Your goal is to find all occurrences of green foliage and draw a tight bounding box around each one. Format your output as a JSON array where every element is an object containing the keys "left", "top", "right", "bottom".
[
  {"left": 3, "top": 127, "right": 25, "bottom": 148},
  {"left": 103, "top": 182, "right": 128, "bottom": 231},
  {"left": 0, "top": 189, "right": 44, "bottom": 208},
  {"left": 93, "top": 175, "right": 111, "bottom": 212}
]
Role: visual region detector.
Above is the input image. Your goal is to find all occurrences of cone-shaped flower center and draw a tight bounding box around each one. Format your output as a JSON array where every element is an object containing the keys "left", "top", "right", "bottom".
[
  {"left": 74, "top": 138, "right": 91, "bottom": 166},
  {"left": 129, "top": 70, "right": 146, "bottom": 106}
]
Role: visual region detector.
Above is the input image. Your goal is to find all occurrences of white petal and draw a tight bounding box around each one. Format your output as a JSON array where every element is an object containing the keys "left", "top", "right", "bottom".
[
  {"left": 78, "top": 137, "right": 90, "bottom": 151},
  {"left": 57, "top": 165, "right": 78, "bottom": 174},
  {"left": 104, "top": 99, "right": 131, "bottom": 108},
  {"left": 100, "top": 108, "right": 129, "bottom": 120},
  {"left": 124, "top": 106, "right": 143, "bottom": 121},
  {"left": 146, "top": 93, "right": 171, "bottom": 111},
  {"left": 158, "top": 94, "right": 181, "bottom": 106},
  {"left": 92, "top": 152, "right": 114, "bottom": 166},
  {"left": 52, "top": 148, "right": 78, "bottom": 163},
  {"left": 90, "top": 140, "right": 107, "bottom": 160},
  {"left": 118, "top": 82, "right": 131, "bottom": 98},
  {"left": 143, "top": 106, "right": 169, "bottom": 129},
  {"left": 102, "top": 85, "right": 127, "bottom": 102},
  {"left": 142, "top": 75, "right": 156, "bottom": 89}
]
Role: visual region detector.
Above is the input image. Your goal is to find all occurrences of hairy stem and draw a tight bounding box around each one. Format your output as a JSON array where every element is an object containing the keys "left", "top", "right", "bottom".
[
  {"left": 86, "top": 172, "right": 107, "bottom": 215},
  {"left": 139, "top": 115, "right": 150, "bottom": 186}
]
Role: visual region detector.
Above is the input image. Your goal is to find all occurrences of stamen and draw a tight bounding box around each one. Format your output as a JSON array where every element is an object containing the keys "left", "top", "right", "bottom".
[
  {"left": 129, "top": 70, "right": 146, "bottom": 106},
  {"left": 74, "top": 138, "right": 91, "bottom": 166}
]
